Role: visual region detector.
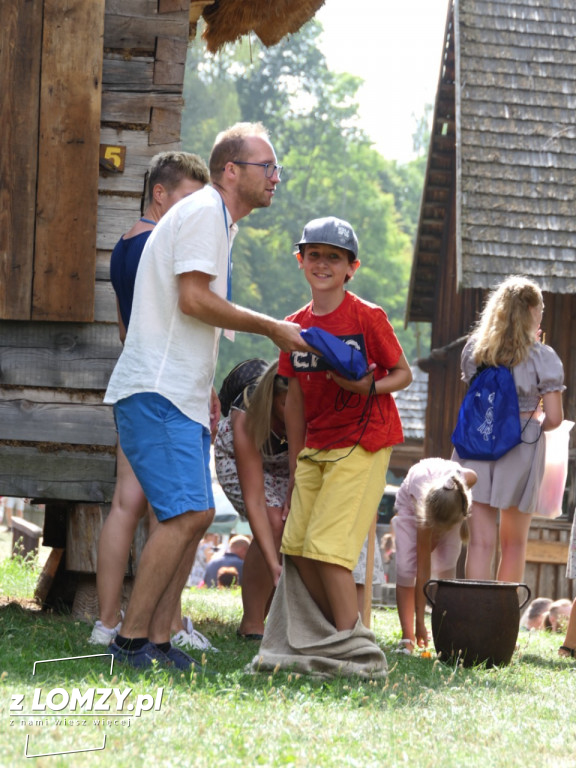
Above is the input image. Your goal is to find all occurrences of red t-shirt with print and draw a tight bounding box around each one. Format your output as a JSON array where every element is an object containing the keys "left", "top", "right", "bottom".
[{"left": 278, "top": 291, "right": 405, "bottom": 452}]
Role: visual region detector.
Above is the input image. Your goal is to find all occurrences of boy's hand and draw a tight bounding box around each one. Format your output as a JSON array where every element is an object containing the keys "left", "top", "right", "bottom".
[{"left": 327, "top": 364, "right": 377, "bottom": 395}]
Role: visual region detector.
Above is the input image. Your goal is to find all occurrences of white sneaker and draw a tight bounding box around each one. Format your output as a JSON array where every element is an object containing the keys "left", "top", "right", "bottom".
[
  {"left": 89, "top": 614, "right": 123, "bottom": 646},
  {"left": 172, "top": 616, "right": 219, "bottom": 652}
]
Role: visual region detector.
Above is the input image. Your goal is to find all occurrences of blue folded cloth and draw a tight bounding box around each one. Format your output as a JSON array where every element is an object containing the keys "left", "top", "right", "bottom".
[{"left": 300, "top": 327, "right": 368, "bottom": 381}]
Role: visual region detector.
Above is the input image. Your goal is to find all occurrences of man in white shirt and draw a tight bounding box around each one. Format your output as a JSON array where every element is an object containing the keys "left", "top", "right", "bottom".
[{"left": 104, "top": 122, "right": 309, "bottom": 669}]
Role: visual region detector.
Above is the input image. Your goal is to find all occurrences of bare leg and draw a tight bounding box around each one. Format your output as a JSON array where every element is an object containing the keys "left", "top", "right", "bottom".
[
  {"left": 120, "top": 508, "right": 213, "bottom": 640},
  {"left": 465, "top": 501, "right": 498, "bottom": 580},
  {"left": 147, "top": 509, "right": 191, "bottom": 636},
  {"left": 97, "top": 445, "right": 148, "bottom": 628},
  {"left": 316, "top": 561, "right": 358, "bottom": 630},
  {"left": 497, "top": 507, "right": 532, "bottom": 582},
  {"left": 292, "top": 556, "right": 358, "bottom": 631},
  {"left": 356, "top": 584, "right": 365, "bottom": 616},
  {"left": 559, "top": 598, "right": 576, "bottom": 656},
  {"left": 239, "top": 506, "right": 284, "bottom": 636},
  {"left": 149, "top": 518, "right": 212, "bottom": 643},
  {"left": 396, "top": 585, "right": 416, "bottom": 649}
]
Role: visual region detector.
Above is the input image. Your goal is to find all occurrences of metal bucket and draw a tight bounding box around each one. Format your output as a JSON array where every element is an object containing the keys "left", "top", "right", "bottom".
[{"left": 424, "top": 579, "right": 531, "bottom": 668}]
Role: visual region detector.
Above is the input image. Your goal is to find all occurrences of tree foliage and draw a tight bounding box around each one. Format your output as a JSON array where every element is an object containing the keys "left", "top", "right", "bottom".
[{"left": 182, "top": 21, "right": 430, "bottom": 386}]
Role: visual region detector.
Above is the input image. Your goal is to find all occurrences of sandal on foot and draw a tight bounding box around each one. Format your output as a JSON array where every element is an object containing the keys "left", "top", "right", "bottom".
[
  {"left": 236, "top": 630, "right": 264, "bottom": 641},
  {"left": 394, "top": 639, "right": 414, "bottom": 655},
  {"left": 559, "top": 645, "right": 575, "bottom": 658}
]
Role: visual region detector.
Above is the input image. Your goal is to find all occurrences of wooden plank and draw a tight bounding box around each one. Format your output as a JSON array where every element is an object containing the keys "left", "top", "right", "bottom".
[
  {"left": 98, "top": 127, "right": 183, "bottom": 197},
  {"left": 154, "top": 36, "right": 188, "bottom": 85},
  {"left": 0, "top": 0, "right": 42, "bottom": 320},
  {"left": 0, "top": 444, "right": 116, "bottom": 502},
  {"left": 0, "top": 399, "right": 116, "bottom": 447},
  {"left": 104, "top": 2, "right": 188, "bottom": 50},
  {"left": 461, "top": 129, "right": 576, "bottom": 160},
  {"left": 94, "top": 280, "right": 120, "bottom": 324},
  {"left": 33, "top": 0, "right": 105, "bottom": 321},
  {"left": 0, "top": 322, "right": 122, "bottom": 389},
  {"left": 0, "top": 387, "right": 106, "bottom": 407},
  {"left": 525, "top": 539, "right": 569, "bottom": 565},
  {"left": 96, "top": 250, "right": 112, "bottom": 282},
  {"left": 104, "top": 56, "right": 185, "bottom": 91},
  {"left": 461, "top": 207, "right": 576, "bottom": 232},
  {"left": 34, "top": 548, "right": 65, "bottom": 604},
  {"left": 97, "top": 194, "right": 143, "bottom": 250},
  {"left": 101, "top": 91, "right": 183, "bottom": 125},
  {"left": 149, "top": 107, "right": 183, "bottom": 144}
]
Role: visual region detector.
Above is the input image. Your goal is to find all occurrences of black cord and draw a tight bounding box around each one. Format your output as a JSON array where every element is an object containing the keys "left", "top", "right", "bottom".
[{"left": 301, "top": 378, "right": 384, "bottom": 464}]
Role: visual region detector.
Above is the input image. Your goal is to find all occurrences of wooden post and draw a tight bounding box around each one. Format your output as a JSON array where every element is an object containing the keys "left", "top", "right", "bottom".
[
  {"left": 362, "top": 514, "right": 378, "bottom": 627},
  {"left": 34, "top": 547, "right": 64, "bottom": 605}
]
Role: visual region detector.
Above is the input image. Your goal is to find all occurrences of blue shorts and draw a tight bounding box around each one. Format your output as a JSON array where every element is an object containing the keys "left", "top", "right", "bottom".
[{"left": 114, "top": 393, "right": 214, "bottom": 522}]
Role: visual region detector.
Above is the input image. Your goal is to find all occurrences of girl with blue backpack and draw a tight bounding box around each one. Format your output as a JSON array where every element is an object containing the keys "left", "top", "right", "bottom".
[{"left": 453, "top": 276, "right": 565, "bottom": 583}]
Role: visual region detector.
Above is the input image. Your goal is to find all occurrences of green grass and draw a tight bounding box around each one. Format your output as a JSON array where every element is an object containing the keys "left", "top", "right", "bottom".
[{"left": 1, "top": 555, "right": 575, "bottom": 768}]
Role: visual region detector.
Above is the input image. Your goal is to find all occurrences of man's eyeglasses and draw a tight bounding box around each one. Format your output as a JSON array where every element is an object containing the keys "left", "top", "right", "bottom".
[{"left": 230, "top": 161, "right": 283, "bottom": 180}]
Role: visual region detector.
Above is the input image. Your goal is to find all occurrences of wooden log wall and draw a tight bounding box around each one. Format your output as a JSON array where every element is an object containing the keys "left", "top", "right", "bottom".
[
  {"left": 525, "top": 518, "right": 575, "bottom": 600},
  {"left": 0, "top": 0, "right": 195, "bottom": 503}
]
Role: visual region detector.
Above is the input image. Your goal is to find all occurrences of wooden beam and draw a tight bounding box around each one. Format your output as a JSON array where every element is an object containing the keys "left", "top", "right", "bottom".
[
  {"left": 0, "top": 444, "right": 116, "bottom": 502},
  {"left": 525, "top": 539, "right": 569, "bottom": 565},
  {"left": 0, "top": 399, "right": 116, "bottom": 446},
  {"left": 0, "top": 322, "right": 121, "bottom": 389},
  {"left": 33, "top": 0, "right": 105, "bottom": 321},
  {"left": 0, "top": 0, "right": 43, "bottom": 320}
]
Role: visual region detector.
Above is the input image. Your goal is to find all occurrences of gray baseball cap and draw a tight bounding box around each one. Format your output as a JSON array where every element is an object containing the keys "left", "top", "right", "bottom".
[{"left": 296, "top": 216, "right": 359, "bottom": 259}]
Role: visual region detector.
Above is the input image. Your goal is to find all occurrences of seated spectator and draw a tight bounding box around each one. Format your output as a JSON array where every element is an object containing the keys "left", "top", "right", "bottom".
[
  {"left": 521, "top": 597, "right": 571, "bottom": 632},
  {"left": 544, "top": 598, "right": 572, "bottom": 632},
  {"left": 520, "top": 597, "right": 553, "bottom": 631},
  {"left": 203, "top": 535, "right": 251, "bottom": 587},
  {"left": 217, "top": 566, "right": 240, "bottom": 588},
  {"left": 188, "top": 533, "right": 221, "bottom": 586}
]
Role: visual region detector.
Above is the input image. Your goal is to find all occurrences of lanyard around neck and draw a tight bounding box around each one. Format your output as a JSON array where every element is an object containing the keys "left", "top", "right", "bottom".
[{"left": 220, "top": 197, "right": 232, "bottom": 302}]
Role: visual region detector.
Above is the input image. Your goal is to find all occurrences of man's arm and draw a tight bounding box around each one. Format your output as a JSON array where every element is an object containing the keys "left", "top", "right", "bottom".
[{"left": 178, "top": 271, "right": 310, "bottom": 353}]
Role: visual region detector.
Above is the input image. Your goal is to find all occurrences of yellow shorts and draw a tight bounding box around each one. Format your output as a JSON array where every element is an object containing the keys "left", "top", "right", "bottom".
[{"left": 281, "top": 445, "right": 392, "bottom": 570}]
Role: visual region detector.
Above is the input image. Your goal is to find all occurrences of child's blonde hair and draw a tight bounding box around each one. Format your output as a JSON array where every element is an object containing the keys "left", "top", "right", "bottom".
[
  {"left": 418, "top": 474, "right": 472, "bottom": 544},
  {"left": 245, "top": 361, "right": 288, "bottom": 454},
  {"left": 472, "top": 275, "right": 543, "bottom": 367}
]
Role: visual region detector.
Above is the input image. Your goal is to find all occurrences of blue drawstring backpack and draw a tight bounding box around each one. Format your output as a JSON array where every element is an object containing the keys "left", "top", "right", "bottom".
[
  {"left": 451, "top": 365, "right": 522, "bottom": 461},
  {"left": 300, "top": 327, "right": 368, "bottom": 381}
]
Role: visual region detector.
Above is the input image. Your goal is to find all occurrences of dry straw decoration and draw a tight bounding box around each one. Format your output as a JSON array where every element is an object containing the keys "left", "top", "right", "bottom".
[{"left": 202, "top": 0, "right": 325, "bottom": 52}]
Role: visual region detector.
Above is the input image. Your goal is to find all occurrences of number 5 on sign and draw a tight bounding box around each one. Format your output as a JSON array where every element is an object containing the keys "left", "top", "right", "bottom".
[{"left": 99, "top": 144, "right": 126, "bottom": 173}]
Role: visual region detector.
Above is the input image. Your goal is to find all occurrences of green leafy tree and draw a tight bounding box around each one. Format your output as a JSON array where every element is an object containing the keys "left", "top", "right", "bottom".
[{"left": 182, "top": 21, "right": 430, "bottom": 385}]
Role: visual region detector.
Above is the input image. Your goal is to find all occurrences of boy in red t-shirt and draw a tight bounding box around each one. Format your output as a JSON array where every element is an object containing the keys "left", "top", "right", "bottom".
[{"left": 278, "top": 216, "right": 412, "bottom": 632}]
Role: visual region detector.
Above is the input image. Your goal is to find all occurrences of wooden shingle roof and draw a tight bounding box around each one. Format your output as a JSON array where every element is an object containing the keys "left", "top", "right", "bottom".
[
  {"left": 408, "top": 0, "right": 576, "bottom": 322},
  {"left": 393, "top": 366, "right": 428, "bottom": 441}
]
